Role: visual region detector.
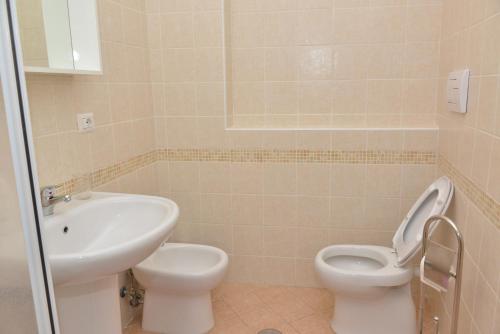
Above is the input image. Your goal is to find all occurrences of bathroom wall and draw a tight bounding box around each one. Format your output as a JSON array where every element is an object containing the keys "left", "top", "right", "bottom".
[
  {"left": 145, "top": 0, "right": 439, "bottom": 286},
  {"left": 19, "top": 0, "right": 498, "bottom": 331},
  {"left": 16, "top": 0, "right": 49, "bottom": 67},
  {"left": 26, "top": 0, "right": 158, "bottom": 195},
  {"left": 23, "top": 0, "right": 159, "bottom": 327},
  {"left": 225, "top": 0, "right": 442, "bottom": 128},
  {"left": 436, "top": 0, "right": 500, "bottom": 332}
]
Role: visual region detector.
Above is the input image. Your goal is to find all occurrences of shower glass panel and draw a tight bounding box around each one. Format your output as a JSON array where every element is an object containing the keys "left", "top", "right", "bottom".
[{"left": 0, "top": 79, "right": 38, "bottom": 332}]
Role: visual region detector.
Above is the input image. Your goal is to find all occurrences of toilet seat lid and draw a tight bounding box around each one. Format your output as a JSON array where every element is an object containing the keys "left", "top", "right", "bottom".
[{"left": 392, "top": 176, "right": 454, "bottom": 267}]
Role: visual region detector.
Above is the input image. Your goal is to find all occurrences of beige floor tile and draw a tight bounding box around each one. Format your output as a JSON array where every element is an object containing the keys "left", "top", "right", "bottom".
[
  {"left": 209, "top": 317, "right": 253, "bottom": 334},
  {"left": 239, "top": 305, "right": 287, "bottom": 330},
  {"left": 267, "top": 296, "right": 316, "bottom": 323},
  {"left": 124, "top": 282, "right": 437, "bottom": 334},
  {"left": 289, "top": 314, "right": 334, "bottom": 334},
  {"left": 224, "top": 291, "right": 268, "bottom": 315},
  {"left": 213, "top": 300, "right": 239, "bottom": 322},
  {"left": 289, "top": 287, "right": 335, "bottom": 312},
  {"left": 214, "top": 282, "right": 261, "bottom": 301}
]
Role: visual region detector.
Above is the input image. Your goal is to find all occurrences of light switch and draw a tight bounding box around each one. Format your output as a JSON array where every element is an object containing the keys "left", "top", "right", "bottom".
[
  {"left": 447, "top": 69, "right": 470, "bottom": 114},
  {"left": 77, "top": 113, "right": 95, "bottom": 132}
]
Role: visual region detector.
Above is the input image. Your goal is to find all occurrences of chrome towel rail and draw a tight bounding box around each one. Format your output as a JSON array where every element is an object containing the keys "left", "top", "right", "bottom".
[{"left": 418, "top": 215, "right": 464, "bottom": 334}]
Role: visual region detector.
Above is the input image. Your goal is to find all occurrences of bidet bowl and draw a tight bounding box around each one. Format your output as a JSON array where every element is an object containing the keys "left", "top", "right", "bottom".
[{"left": 133, "top": 243, "right": 228, "bottom": 334}]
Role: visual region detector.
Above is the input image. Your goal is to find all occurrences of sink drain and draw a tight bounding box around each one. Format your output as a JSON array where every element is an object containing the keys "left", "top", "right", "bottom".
[{"left": 258, "top": 329, "right": 282, "bottom": 334}]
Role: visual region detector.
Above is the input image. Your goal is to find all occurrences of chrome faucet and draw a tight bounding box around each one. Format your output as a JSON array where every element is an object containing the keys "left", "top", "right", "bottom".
[{"left": 40, "top": 186, "right": 71, "bottom": 216}]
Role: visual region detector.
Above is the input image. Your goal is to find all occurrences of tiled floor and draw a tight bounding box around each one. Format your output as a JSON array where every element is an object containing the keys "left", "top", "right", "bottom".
[{"left": 124, "top": 283, "right": 433, "bottom": 334}]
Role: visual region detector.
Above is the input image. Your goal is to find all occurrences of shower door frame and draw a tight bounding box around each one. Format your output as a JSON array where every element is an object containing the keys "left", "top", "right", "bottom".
[{"left": 0, "top": 0, "right": 59, "bottom": 333}]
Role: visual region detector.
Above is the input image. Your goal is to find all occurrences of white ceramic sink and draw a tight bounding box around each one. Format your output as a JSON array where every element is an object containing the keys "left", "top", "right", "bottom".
[{"left": 44, "top": 192, "right": 179, "bottom": 286}]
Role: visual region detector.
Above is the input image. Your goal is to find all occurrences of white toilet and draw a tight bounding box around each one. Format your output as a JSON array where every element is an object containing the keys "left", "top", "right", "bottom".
[
  {"left": 315, "top": 176, "right": 454, "bottom": 334},
  {"left": 133, "top": 243, "right": 228, "bottom": 334}
]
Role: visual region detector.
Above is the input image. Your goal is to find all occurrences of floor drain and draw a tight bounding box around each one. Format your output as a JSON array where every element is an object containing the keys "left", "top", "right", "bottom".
[{"left": 258, "top": 329, "right": 282, "bottom": 334}]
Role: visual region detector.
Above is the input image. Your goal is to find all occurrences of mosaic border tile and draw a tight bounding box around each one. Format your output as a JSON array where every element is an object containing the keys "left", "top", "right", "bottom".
[
  {"left": 55, "top": 148, "right": 436, "bottom": 195},
  {"left": 438, "top": 156, "right": 500, "bottom": 229},
  {"left": 158, "top": 149, "right": 436, "bottom": 165},
  {"left": 58, "top": 150, "right": 498, "bottom": 229},
  {"left": 56, "top": 151, "right": 158, "bottom": 195}
]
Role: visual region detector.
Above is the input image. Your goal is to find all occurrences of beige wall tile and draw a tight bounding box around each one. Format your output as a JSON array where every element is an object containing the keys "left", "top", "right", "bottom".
[
  {"left": 297, "top": 196, "right": 331, "bottom": 228},
  {"left": 200, "top": 193, "right": 231, "bottom": 225},
  {"left": 100, "top": 0, "right": 124, "bottom": 43},
  {"left": 266, "top": 82, "right": 299, "bottom": 115},
  {"left": 406, "top": 5, "right": 442, "bottom": 42},
  {"left": 231, "top": 194, "right": 263, "bottom": 226},
  {"left": 297, "top": 9, "right": 333, "bottom": 45},
  {"left": 472, "top": 274, "right": 497, "bottom": 334},
  {"left": 487, "top": 137, "right": 500, "bottom": 202},
  {"left": 298, "top": 46, "right": 334, "bottom": 80},
  {"left": 199, "top": 162, "right": 231, "bottom": 193},
  {"left": 331, "top": 164, "right": 366, "bottom": 197},
  {"left": 364, "top": 197, "right": 401, "bottom": 230},
  {"left": 331, "top": 197, "right": 366, "bottom": 229},
  {"left": 169, "top": 192, "right": 201, "bottom": 223},
  {"left": 477, "top": 219, "right": 500, "bottom": 292},
  {"left": 264, "top": 12, "right": 297, "bottom": 46},
  {"left": 231, "top": 163, "right": 263, "bottom": 194},
  {"left": 401, "top": 165, "right": 437, "bottom": 198},
  {"left": 161, "top": 12, "right": 194, "bottom": 48},
  {"left": 366, "top": 164, "right": 402, "bottom": 197},
  {"left": 162, "top": 48, "right": 195, "bottom": 82},
  {"left": 299, "top": 82, "right": 332, "bottom": 115},
  {"left": 295, "top": 228, "right": 330, "bottom": 258},
  {"left": 194, "top": 12, "right": 223, "bottom": 47},
  {"left": 263, "top": 226, "right": 297, "bottom": 257},
  {"left": 90, "top": 126, "right": 115, "bottom": 170},
  {"left": 199, "top": 224, "right": 233, "bottom": 253},
  {"left": 262, "top": 163, "right": 297, "bottom": 195},
  {"left": 261, "top": 257, "right": 296, "bottom": 286},
  {"left": 233, "top": 225, "right": 263, "bottom": 256},
  {"left": 295, "top": 259, "right": 321, "bottom": 287},
  {"left": 297, "top": 163, "right": 331, "bottom": 196},
  {"left": 165, "top": 83, "right": 196, "bottom": 116},
  {"left": 263, "top": 195, "right": 298, "bottom": 227},
  {"left": 366, "top": 80, "right": 403, "bottom": 115},
  {"left": 169, "top": 162, "right": 200, "bottom": 192},
  {"left": 470, "top": 131, "right": 493, "bottom": 189},
  {"left": 166, "top": 117, "right": 198, "bottom": 148}
]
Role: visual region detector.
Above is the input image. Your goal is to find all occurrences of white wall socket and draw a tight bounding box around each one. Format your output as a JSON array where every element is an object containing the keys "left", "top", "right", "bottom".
[{"left": 77, "top": 113, "right": 95, "bottom": 132}]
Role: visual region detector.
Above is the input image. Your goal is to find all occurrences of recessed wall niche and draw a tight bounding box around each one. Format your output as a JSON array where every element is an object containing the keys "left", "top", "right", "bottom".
[{"left": 223, "top": 0, "right": 442, "bottom": 129}]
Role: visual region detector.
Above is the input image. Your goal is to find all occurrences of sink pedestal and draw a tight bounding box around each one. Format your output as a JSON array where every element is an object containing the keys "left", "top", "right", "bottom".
[{"left": 55, "top": 275, "right": 122, "bottom": 334}]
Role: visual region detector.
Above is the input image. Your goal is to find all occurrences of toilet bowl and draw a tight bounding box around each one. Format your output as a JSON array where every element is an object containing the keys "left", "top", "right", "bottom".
[
  {"left": 315, "top": 176, "right": 454, "bottom": 334},
  {"left": 133, "top": 243, "right": 228, "bottom": 334}
]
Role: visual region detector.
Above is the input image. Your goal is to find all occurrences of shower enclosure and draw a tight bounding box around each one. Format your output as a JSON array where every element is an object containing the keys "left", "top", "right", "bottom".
[{"left": 0, "top": 0, "right": 58, "bottom": 332}]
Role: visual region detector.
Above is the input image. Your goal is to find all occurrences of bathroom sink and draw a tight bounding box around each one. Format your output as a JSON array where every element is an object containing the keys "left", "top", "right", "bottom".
[{"left": 44, "top": 192, "right": 179, "bottom": 286}]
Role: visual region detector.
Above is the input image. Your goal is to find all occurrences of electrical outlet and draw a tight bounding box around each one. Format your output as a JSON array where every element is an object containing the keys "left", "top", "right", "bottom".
[{"left": 77, "top": 113, "right": 95, "bottom": 132}]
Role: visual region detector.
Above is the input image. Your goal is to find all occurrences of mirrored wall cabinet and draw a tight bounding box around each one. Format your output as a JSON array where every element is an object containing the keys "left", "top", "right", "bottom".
[{"left": 17, "top": 0, "right": 102, "bottom": 75}]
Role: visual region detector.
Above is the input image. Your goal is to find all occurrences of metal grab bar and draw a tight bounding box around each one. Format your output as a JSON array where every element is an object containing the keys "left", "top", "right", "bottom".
[{"left": 418, "top": 215, "right": 464, "bottom": 334}]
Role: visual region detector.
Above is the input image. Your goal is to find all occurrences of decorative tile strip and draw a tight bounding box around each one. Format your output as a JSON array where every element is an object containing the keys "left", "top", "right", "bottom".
[
  {"left": 55, "top": 150, "right": 157, "bottom": 195},
  {"left": 57, "top": 149, "right": 499, "bottom": 229},
  {"left": 159, "top": 149, "right": 436, "bottom": 165},
  {"left": 55, "top": 148, "right": 436, "bottom": 195},
  {"left": 438, "top": 156, "right": 500, "bottom": 228}
]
